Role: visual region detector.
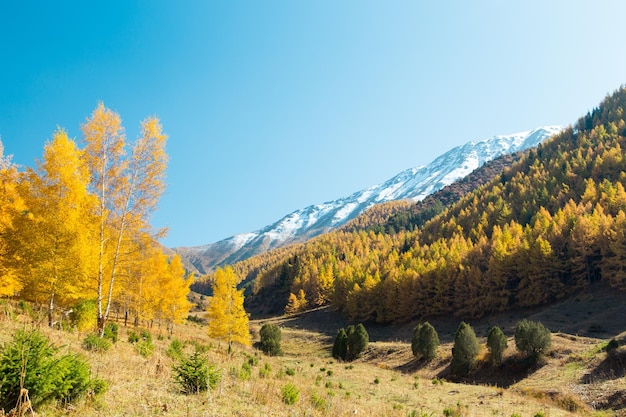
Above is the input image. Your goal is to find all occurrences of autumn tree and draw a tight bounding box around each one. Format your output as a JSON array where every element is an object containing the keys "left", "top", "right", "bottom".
[
  {"left": 0, "top": 139, "right": 24, "bottom": 297},
  {"left": 82, "top": 103, "right": 167, "bottom": 334},
  {"left": 7, "top": 131, "right": 96, "bottom": 326},
  {"left": 206, "top": 266, "right": 251, "bottom": 351}
]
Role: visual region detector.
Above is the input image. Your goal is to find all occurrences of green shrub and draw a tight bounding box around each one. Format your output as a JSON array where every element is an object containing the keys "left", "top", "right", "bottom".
[
  {"left": 347, "top": 324, "right": 369, "bottom": 360},
  {"left": 82, "top": 333, "right": 112, "bottom": 353},
  {"left": 411, "top": 322, "right": 439, "bottom": 361},
  {"left": 333, "top": 323, "right": 369, "bottom": 361},
  {"left": 285, "top": 367, "right": 296, "bottom": 376},
  {"left": 172, "top": 351, "right": 221, "bottom": 394},
  {"left": 487, "top": 326, "right": 508, "bottom": 366},
  {"left": 103, "top": 322, "right": 118, "bottom": 343},
  {"left": 514, "top": 319, "right": 551, "bottom": 359},
  {"left": 311, "top": 392, "right": 327, "bottom": 411},
  {"left": 140, "top": 329, "right": 152, "bottom": 343},
  {"left": 259, "top": 323, "right": 282, "bottom": 356},
  {"left": 166, "top": 338, "right": 184, "bottom": 360},
  {"left": 451, "top": 322, "right": 479, "bottom": 376},
  {"left": 69, "top": 299, "right": 97, "bottom": 332},
  {"left": 281, "top": 382, "right": 300, "bottom": 405},
  {"left": 259, "top": 362, "right": 271, "bottom": 378},
  {"left": 127, "top": 330, "right": 139, "bottom": 343},
  {"left": 332, "top": 328, "right": 348, "bottom": 360},
  {"left": 136, "top": 340, "right": 155, "bottom": 358},
  {"left": 239, "top": 362, "right": 252, "bottom": 380},
  {"left": 0, "top": 329, "right": 106, "bottom": 411}
]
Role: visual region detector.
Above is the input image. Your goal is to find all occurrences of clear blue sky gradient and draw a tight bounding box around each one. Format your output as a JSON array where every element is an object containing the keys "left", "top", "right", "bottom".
[{"left": 1, "top": 1, "right": 626, "bottom": 247}]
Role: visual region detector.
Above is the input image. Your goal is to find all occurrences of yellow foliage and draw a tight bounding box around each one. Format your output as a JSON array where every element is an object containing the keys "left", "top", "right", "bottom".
[{"left": 207, "top": 267, "right": 251, "bottom": 349}]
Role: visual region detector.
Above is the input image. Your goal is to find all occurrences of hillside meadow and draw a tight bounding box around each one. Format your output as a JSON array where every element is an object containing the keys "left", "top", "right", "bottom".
[{"left": 1, "top": 291, "right": 625, "bottom": 417}]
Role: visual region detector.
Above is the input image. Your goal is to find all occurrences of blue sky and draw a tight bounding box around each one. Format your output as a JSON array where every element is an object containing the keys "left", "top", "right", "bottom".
[{"left": 1, "top": 1, "right": 626, "bottom": 247}]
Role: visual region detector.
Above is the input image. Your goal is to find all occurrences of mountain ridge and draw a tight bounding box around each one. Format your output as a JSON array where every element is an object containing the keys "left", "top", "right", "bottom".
[{"left": 175, "top": 126, "right": 563, "bottom": 274}]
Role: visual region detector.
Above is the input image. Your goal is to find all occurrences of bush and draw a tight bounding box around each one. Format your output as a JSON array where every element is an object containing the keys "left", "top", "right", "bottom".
[
  {"left": 103, "top": 322, "right": 118, "bottom": 343},
  {"left": 332, "top": 324, "right": 369, "bottom": 361},
  {"left": 172, "top": 351, "right": 221, "bottom": 394},
  {"left": 411, "top": 322, "right": 439, "bottom": 361},
  {"left": 166, "top": 338, "right": 184, "bottom": 360},
  {"left": 487, "top": 326, "right": 508, "bottom": 366},
  {"left": 127, "top": 330, "right": 140, "bottom": 343},
  {"left": 347, "top": 324, "right": 369, "bottom": 360},
  {"left": 0, "top": 329, "right": 106, "bottom": 411},
  {"left": 451, "top": 322, "right": 479, "bottom": 376},
  {"left": 82, "top": 333, "right": 112, "bottom": 353},
  {"left": 514, "top": 320, "right": 551, "bottom": 359},
  {"left": 69, "top": 299, "right": 97, "bottom": 332},
  {"left": 136, "top": 340, "right": 155, "bottom": 358},
  {"left": 281, "top": 382, "right": 300, "bottom": 405},
  {"left": 332, "top": 328, "right": 348, "bottom": 360},
  {"left": 259, "top": 323, "right": 282, "bottom": 356}
]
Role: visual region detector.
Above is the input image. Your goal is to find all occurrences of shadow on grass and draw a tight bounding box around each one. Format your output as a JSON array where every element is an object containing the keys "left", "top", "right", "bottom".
[
  {"left": 581, "top": 347, "right": 626, "bottom": 384},
  {"left": 433, "top": 355, "right": 546, "bottom": 388},
  {"left": 394, "top": 357, "right": 435, "bottom": 374}
]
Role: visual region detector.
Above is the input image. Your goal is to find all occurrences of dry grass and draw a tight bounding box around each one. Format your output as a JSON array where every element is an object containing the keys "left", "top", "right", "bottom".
[{"left": 0, "top": 299, "right": 624, "bottom": 416}]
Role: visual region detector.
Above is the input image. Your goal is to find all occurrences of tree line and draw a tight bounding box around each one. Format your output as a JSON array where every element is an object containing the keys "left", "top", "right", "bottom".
[{"left": 0, "top": 104, "right": 192, "bottom": 333}]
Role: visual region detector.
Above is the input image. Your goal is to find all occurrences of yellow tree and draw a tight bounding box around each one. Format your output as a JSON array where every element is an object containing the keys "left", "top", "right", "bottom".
[
  {"left": 206, "top": 266, "right": 251, "bottom": 351},
  {"left": 82, "top": 103, "right": 168, "bottom": 334},
  {"left": 157, "top": 254, "right": 193, "bottom": 334},
  {"left": 0, "top": 139, "right": 24, "bottom": 297},
  {"left": 8, "top": 131, "right": 96, "bottom": 326}
]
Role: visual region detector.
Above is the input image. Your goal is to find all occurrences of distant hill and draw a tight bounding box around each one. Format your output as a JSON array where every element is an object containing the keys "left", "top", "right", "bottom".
[{"left": 175, "top": 126, "right": 562, "bottom": 275}]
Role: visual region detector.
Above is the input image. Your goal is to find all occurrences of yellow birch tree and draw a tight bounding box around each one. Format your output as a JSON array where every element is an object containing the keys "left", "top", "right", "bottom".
[
  {"left": 206, "top": 266, "right": 251, "bottom": 351},
  {"left": 82, "top": 103, "right": 168, "bottom": 334}
]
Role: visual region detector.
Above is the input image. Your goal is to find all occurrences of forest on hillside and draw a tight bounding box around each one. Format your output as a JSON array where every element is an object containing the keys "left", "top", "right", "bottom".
[{"left": 209, "top": 86, "right": 626, "bottom": 323}]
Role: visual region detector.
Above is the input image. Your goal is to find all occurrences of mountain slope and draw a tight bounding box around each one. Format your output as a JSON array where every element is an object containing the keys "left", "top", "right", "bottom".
[
  {"left": 243, "top": 86, "right": 626, "bottom": 323},
  {"left": 175, "top": 126, "right": 562, "bottom": 274}
]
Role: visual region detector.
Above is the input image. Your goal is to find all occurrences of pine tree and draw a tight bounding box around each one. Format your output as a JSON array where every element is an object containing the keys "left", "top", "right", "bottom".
[
  {"left": 486, "top": 326, "right": 508, "bottom": 366},
  {"left": 206, "top": 267, "right": 251, "bottom": 351},
  {"left": 411, "top": 322, "right": 439, "bottom": 361},
  {"left": 332, "top": 328, "right": 348, "bottom": 360},
  {"left": 451, "top": 322, "right": 479, "bottom": 376},
  {"left": 347, "top": 323, "right": 369, "bottom": 360},
  {"left": 514, "top": 319, "right": 551, "bottom": 359},
  {"left": 259, "top": 323, "right": 282, "bottom": 356}
]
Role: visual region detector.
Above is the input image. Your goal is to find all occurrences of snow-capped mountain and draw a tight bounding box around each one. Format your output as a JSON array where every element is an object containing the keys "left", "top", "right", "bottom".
[{"left": 175, "top": 126, "right": 563, "bottom": 274}]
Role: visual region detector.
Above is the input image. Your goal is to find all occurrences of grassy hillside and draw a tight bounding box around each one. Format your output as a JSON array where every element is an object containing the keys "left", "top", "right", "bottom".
[{"left": 1, "top": 295, "right": 625, "bottom": 416}]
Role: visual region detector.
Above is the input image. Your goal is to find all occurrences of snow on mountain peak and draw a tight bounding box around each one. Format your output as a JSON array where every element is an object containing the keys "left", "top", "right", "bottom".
[{"left": 175, "top": 126, "right": 563, "bottom": 273}]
